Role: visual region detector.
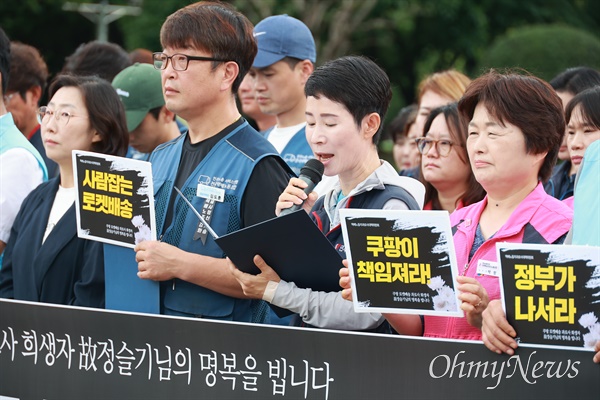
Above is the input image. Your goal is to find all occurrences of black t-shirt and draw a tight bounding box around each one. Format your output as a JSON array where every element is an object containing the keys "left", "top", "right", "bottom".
[{"left": 162, "top": 118, "right": 291, "bottom": 233}]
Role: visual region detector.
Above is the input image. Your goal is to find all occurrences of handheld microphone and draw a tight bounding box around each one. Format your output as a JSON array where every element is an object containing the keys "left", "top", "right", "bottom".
[{"left": 279, "top": 158, "right": 324, "bottom": 216}]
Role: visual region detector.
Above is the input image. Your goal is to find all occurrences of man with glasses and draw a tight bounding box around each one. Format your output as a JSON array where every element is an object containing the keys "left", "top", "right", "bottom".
[
  {"left": 130, "top": 2, "right": 293, "bottom": 322},
  {"left": 0, "top": 28, "right": 47, "bottom": 265},
  {"left": 5, "top": 41, "right": 58, "bottom": 178}
]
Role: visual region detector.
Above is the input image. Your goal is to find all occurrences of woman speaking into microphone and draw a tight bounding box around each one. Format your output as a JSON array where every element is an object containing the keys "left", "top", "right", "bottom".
[{"left": 229, "top": 56, "right": 425, "bottom": 331}]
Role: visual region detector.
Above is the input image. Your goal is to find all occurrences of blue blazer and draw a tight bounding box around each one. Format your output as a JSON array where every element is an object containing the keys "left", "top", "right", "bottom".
[{"left": 0, "top": 178, "right": 105, "bottom": 307}]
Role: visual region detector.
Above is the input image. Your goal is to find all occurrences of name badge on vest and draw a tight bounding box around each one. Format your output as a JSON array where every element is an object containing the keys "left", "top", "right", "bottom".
[
  {"left": 196, "top": 184, "right": 225, "bottom": 203},
  {"left": 193, "top": 197, "right": 217, "bottom": 244},
  {"left": 476, "top": 259, "right": 499, "bottom": 277}
]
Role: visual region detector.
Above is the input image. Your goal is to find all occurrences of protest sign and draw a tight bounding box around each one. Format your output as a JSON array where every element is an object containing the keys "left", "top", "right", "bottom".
[
  {"left": 340, "top": 209, "right": 461, "bottom": 316},
  {"left": 72, "top": 150, "right": 156, "bottom": 248},
  {"left": 498, "top": 243, "right": 600, "bottom": 350}
]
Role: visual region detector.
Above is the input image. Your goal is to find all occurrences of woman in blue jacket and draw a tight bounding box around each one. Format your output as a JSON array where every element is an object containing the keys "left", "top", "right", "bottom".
[{"left": 0, "top": 75, "right": 128, "bottom": 307}]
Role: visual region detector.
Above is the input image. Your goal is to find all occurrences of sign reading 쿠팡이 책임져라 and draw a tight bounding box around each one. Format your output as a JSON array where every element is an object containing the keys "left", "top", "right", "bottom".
[
  {"left": 498, "top": 243, "right": 600, "bottom": 350},
  {"left": 72, "top": 150, "right": 156, "bottom": 249},
  {"left": 340, "top": 209, "right": 462, "bottom": 317}
]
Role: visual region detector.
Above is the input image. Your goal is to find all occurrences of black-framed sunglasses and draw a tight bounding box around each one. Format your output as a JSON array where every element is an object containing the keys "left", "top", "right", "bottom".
[{"left": 152, "top": 52, "right": 229, "bottom": 71}]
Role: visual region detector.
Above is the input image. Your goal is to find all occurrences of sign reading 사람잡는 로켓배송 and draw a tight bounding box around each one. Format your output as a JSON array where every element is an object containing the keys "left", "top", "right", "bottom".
[
  {"left": 497, "top": 242, "right": 600, "bottom": 350},
  {"left": 72, "top": 150, "right": 156, "bottom": 249},
  {"left": 340, "top": 209, "right": 462, "bottom": 317}
]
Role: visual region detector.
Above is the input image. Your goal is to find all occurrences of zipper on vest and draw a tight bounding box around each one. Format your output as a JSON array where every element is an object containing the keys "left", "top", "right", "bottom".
[{"left": 461, "top": 263, "right": 469, "bottom": 276}]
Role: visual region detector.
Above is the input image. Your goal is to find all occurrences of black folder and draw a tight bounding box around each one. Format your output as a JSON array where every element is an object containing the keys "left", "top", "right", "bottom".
[{"left": 215, "top": 210, "right": 344, "bottom": 317}]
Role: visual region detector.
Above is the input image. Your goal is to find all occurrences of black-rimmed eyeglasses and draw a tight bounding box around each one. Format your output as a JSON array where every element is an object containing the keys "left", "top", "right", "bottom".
[{"left": 152, "top": 52, "right": 229, "bottom": 71}]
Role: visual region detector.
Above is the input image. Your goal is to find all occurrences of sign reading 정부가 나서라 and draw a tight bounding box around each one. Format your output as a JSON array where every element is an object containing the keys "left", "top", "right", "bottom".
[{"left": 498, "top": 243, "right": 600, "bottom": 350}]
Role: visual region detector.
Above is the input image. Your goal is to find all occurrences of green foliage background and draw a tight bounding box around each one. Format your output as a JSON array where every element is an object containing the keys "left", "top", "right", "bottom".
[
  {"left": 478, "top": 24, "right": 600, "bottom": 81},
  {"left": 1, "top": 0, "right": 599, "bottom": 129}
]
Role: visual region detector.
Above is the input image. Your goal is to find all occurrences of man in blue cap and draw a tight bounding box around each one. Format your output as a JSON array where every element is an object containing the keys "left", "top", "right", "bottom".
[{"left": 250, "top": 15, "right": 316, "bottom": 177}]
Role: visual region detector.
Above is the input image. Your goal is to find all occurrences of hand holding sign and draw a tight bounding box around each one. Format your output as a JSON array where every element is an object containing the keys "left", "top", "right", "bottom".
[
  {"left": 338, "top": 261, "right": 353, "bottom": 301},
  {"left": 481, "top": 299, "right": 518, "bottom": 356},
  {"left": 457, "top": 275, "right": 490, "bottom": 329}
]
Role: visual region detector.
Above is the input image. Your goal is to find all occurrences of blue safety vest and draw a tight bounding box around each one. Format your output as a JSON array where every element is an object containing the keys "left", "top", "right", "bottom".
[{"left": 151, "top": 121, "right": 283, "bottom": 321}]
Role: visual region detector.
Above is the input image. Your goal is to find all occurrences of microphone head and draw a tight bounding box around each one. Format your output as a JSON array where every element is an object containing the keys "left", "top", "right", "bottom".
[{"left": 300, "top": 158, "right": 325, "bottom": 185}]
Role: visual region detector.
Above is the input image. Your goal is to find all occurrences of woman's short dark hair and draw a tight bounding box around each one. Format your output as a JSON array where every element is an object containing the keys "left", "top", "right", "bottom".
[
  {"left": 49, "top": 74, "right": 129, "bottom": 156},
  {"left": 421, "top": 103, "right": 485, "bottom": 209},
  {"left": 458, "top": 70, "right": 564, "bottom": 183},
  {"left": 565, "top": 86, "right": 600, "bottom": 130},
  {"left": 550, "top": 67, "right": 600, "bottom": 95},
  {"left": 305, "top": 55, "right": 392, "bottom": 145},
  {"left": 160, "top": 1, "right": 256, "bottom": 94}
]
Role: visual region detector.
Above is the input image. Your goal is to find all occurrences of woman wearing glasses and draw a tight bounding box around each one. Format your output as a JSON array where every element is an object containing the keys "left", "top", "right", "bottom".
[
  {"left": 415, "top": 103, "right": 484, "bottom": 212},
  {"left": 0, "top": 75, "right": 128, "bottom": 308},
  {"left": 341, "top": 71, "right": 572, "bottom": 340},
  {"left": 396, "top": 70, "right": 472, "bottom": 178}
]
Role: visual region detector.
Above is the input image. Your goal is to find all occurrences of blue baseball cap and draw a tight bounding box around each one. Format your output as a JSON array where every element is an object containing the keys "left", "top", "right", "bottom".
[{"left": 252, "top": 15, "right": 316, "bottom": 69}]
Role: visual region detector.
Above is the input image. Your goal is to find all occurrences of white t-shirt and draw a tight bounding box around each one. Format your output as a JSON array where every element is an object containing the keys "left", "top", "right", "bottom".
[
  {"left": 42, "top": 186, "right": 76, "bottom": 243},
  {"left": 0, "top": 148, "right": 44, "bottom": 243},
  {"left": 267, "top": 122, "right": 307, "bottom": 153}
]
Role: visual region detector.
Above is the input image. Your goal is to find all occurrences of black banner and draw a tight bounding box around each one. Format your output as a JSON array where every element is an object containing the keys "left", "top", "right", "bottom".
[{"left": 0, "top": 299, "right": 598, "bottom": 399}]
